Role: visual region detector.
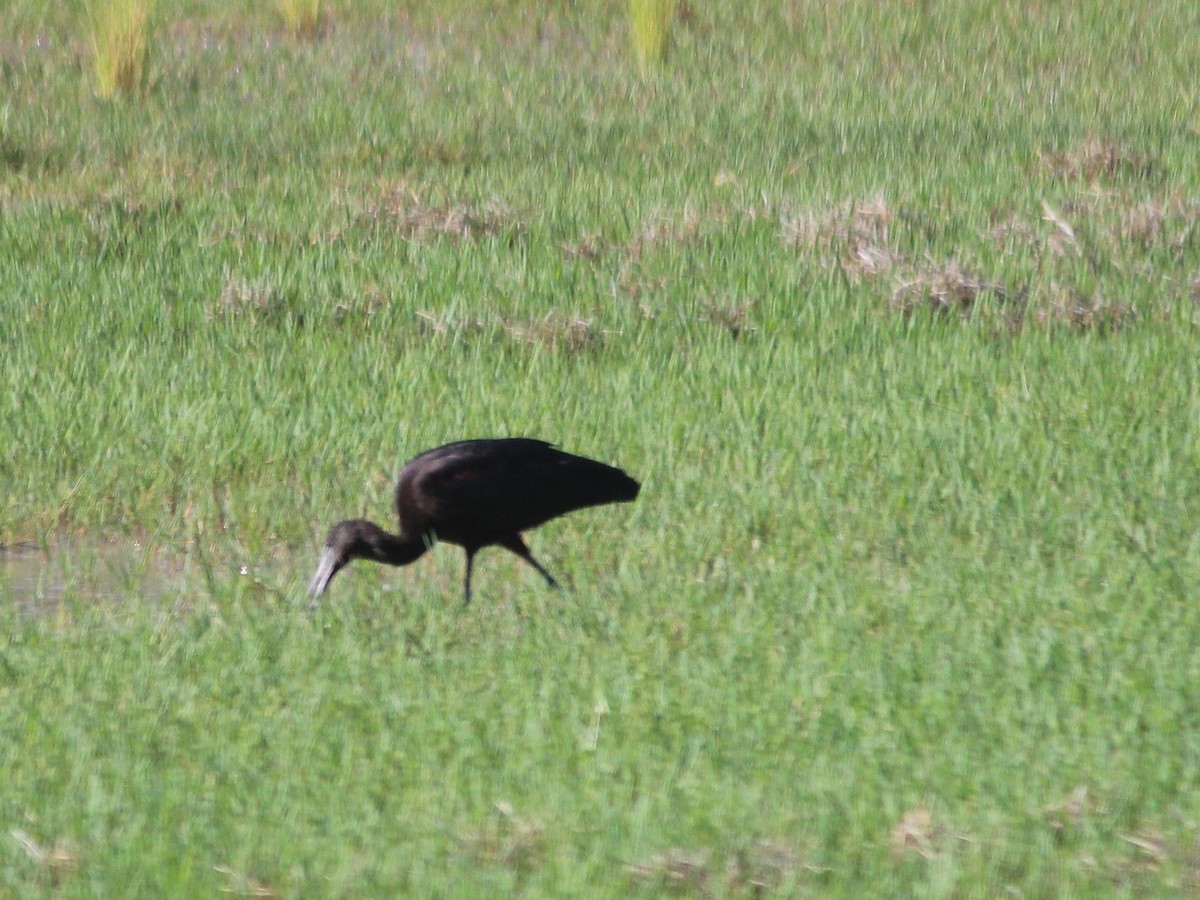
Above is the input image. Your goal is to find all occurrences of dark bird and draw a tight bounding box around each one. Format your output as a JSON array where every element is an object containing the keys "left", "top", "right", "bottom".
[{"left": 309, "top": 438, "right": 640, "bottom": 605}]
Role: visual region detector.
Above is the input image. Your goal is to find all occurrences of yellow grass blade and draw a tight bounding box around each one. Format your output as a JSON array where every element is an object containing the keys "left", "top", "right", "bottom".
[
  {"left": 628, "top": 0, "right": 676, "bottom": 72},
  {"left": 87, "top": 0, "right": 155, "bottom": 99}
]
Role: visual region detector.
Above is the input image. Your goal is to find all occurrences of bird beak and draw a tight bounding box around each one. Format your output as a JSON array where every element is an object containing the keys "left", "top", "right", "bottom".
[{"left": 308, "top": 545, "right": 341, "bottom": 601}]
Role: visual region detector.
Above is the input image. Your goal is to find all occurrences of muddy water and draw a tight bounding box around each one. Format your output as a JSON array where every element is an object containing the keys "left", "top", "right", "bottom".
[{"left": 0, "top": 540, "right": 192, "bottom": 615}]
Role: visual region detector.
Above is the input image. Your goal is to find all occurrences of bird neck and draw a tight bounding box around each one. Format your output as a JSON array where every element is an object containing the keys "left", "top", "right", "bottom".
[
  {"left": 359, "top": 522, "right": 429, "bottom": 567},
  {"left": 311, "top": 519, "right": 432, "bottom": 598}
]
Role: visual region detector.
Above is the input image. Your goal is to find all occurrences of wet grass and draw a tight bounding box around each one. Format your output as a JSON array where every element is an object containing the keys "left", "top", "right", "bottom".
[{"left": 3, "top": 0, "right": 1200, "bottom": 895}]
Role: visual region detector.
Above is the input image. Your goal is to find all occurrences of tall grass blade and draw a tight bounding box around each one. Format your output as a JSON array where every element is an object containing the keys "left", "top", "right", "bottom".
[
  {"left": 276, "top": 0, "right": 324, "bottom": 40},
  {"left": 628, "top": 0, "right": 676, "bottom": 72},
  {"left": 87, "top": 0, "right": 155, "bottom": 99}
]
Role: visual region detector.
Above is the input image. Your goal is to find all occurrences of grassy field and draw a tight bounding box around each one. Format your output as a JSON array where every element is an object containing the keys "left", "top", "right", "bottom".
[{"left": 3, "top": 0, "right": 1200, "bottom": 894}]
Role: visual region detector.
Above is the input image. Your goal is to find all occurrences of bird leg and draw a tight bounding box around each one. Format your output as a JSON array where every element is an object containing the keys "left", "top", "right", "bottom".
[
  {"left": 462, "top": 549, "right": 476, "bottom": 607},
  {"left": 500, "top": 535, "right": 560, "bottom": 590}
]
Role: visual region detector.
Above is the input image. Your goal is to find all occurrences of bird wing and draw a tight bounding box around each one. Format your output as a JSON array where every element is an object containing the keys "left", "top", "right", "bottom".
[
  {"left": 393, "top": 440, "right": 548, "bottom": 536},
  {"left": 394, "top": 439, "right": 635, "bottom": 545}
]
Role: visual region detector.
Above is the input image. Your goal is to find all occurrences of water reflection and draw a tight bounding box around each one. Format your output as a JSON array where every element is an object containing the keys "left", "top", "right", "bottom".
[{"left": 0, "top": 540, "right": 188, "bottom": 615}]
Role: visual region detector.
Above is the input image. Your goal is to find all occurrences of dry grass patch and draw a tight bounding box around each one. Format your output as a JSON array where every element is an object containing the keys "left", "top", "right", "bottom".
[
  {"left": 1033, "top": 284, "right": 1137, "bottom": 332},
  {"left": 631, "top": 209, "right": 710, "bottom": 257},
  {"left": 565, "top": 208, "right": 714, "bottom": 261},
  {"left": 362, "top": 184, "right": 524, "bottom": 243},
  {"left": 782, "top": 194, "right": 1170, "bottom": 332},
  {"left": 1105, "top": 831, "right": 1174, "bottom": 888},
  {"left": 11, "top": 829, "right": 80, "bottom": 886},
  {"left": 1109, "top": 195, "right": 1200, "bottom": 254},
  {"left": 213, "top": 864, "right": 281, "bottom": 898},
  {"left": 1039, "top": 199, "right": 1083, "bottom": 258},
  {"left": 1183, "top": 838, "right": 1200, "bottom": 891},
  {"left": 890, "top": 805, "right": 950, "bottom": 861},
  {"left": 628, "top": 840, "right": 820, "bottom": 895},
  {"left": 1042, "top": 786, "right": 1098, "bottom": 835},
  {"left": 1119, "top": 831, "right": 1168, "bottom": 866},
  {"left": 700, "top": 297, "right": 757, "bottom": 339},
  {"left": 986, "top": 211, "right": 1039, "bottom": 250},
  {"left": 502, "top": 313, "right": 605, "bottom": 354},
  {"left": 330, "top": 282, "right": 389, "bottom": 322},
  {"left": 614, "top": 258, "right": 670, "bottom": 305},
  {"left": 988, "top": 204, "right": 1082, "bottom": 258},
  {"left": 567, "top": 210, "right": 721, "bottom": 259},
  {"left": 1039, "top": 137, "right": 1153, "bottom": 183},
  {"left": 990, "top": 194, "right": 1200, "bottom": 262},
  {"left": 725, "top": 839, "right": 812, "bottom": 894},
  {"left": 212, "top": 277, "right": 290, "bottom": 322},
  {"left": 457, "top": 801, "right": 544, "bottom": 874},
  {"left": 562, "top": 231, "right": 617, "bottom": 261},
  {"left": 783, "top": 198, "right": 1032, "bottom": 326},
  {"left": 782, "top": 195, "right": 905, "bottom": 278},
  {"left": 890, "top": 260, "right": 1009, "bottom": 317},
  {"left": 842, "top": 240, "right": 907, "bottom": 279},
  {"left": 413, "top": 309, "right": 486, "bottom": 338},
  {"left": 1120, "top": 198, "right": 1170, "bottom": 250},
  {"left": 627, "top": 846, "right": 712, "bottom": 894}
]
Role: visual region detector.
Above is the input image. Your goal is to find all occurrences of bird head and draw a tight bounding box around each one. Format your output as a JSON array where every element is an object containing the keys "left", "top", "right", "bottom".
[{"left": 308, "top": 519, "right": 372, "bottom": 598}]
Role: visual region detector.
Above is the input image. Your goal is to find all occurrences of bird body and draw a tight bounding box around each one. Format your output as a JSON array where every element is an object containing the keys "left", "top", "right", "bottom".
[{"left": 309, "top": 439, "right": 639, "bottom": 603}]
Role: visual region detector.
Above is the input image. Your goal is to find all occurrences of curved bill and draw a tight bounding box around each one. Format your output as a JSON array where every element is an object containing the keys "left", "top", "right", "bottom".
[{"left": 308, "top": 546, "right": 341, "bottom": 600}]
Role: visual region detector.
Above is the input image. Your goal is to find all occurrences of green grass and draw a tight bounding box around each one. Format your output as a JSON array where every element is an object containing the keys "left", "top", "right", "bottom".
[{"left": 3, "top": 0, "right": 1200, "bottom": 894}]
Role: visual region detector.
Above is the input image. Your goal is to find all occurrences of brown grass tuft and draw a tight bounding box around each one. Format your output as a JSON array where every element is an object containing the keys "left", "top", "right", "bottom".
[
  {"left": 844, "top": 241, "right": 907, "bottom": 278},
  {"left": 562, "top": 231, "right": 614, "bottom": 260},
  {"left": 614, "top": 258, "right": 670, "bottom": 303},
  {"left": 1183, "top": 838, "right": 1200, "bottom": 890},
  {"left": 990, "top": 194, "right": 1200, "bottom": 269},
  {"left": 363, "top": 184, "right": 523, "bottom": 243},
  {"left": 566, "top": 208, "right": 714, "bottom": 262},
  {"left": 1119, "top": 199, "right": 1168, "bottom": 250},
  {"left": 628, "top": 840, "right": 826, "bottom": 895},
  {"left": 890, "top": 260, "right": 1007, "bottom": 316},
  {"left": 1034, "top": 285, "right": 1136, "bottom": 331},
  {"left": 1119, "top": 831, "right": 1168, "bottom": 866},
  {"left": 724, "top": 839, "right": 809, "bottom": 893},
  {"left": 502, "top": 313, "right": 605, "bottom": 354},
  {"left": 213, "top": 278, "right": 290, "bottom": 321},
  {"left": 700, "top": 297, "right": 757, "bottom": 339},
  {"left": 986, "top": 211, "right": 1039, "bottom": 250},
  {"left": 414, "top": 309, "right": 486, "bottom": 338},
  {"left": 1039, "top": 137, "right": 1153, "bottom": 183},
  {"left": 1039, "top": 200, "right": 1082, "bottom": 257},
  {"left": 631, "top": 209, "right": 709, "bottom": 258},
  {"left": 890, "top": 806, "right": 945, "bottom": 861},
  {"left": 627, "top": 846, "right": 711, "bottom": 893},
  {"left": 458, "top": 801, "right": 544, "bottom": 873},
  {"left": 11, "top": 829, "right": 80, "bottom": 883},
  {"left": 213, "top": 864, "right": 281, "bottom": 897},
  {"left": 782, "top": 195, "right": 904, "bottom": 278},
  {"left": 1042, "top": 786, "right": 1098, "bottom": 833},
  {"left": 331, "top": 282, "right": 388, "bottom": 321}
]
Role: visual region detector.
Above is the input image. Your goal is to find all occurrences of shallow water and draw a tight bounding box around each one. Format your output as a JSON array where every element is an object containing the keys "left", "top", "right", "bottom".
[{"left": 0, "top": 540, "right": 191, "bottom": 615}]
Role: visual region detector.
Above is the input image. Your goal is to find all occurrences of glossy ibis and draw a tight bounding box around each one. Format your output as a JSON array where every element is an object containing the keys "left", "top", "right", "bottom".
[{"left": 308, "top": 438, "right": 640, "bottom": 605}]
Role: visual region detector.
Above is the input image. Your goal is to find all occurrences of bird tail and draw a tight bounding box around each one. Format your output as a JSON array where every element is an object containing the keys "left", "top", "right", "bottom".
[{"left": 560, "top": 457, "right": 640, "bottom": 508}]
